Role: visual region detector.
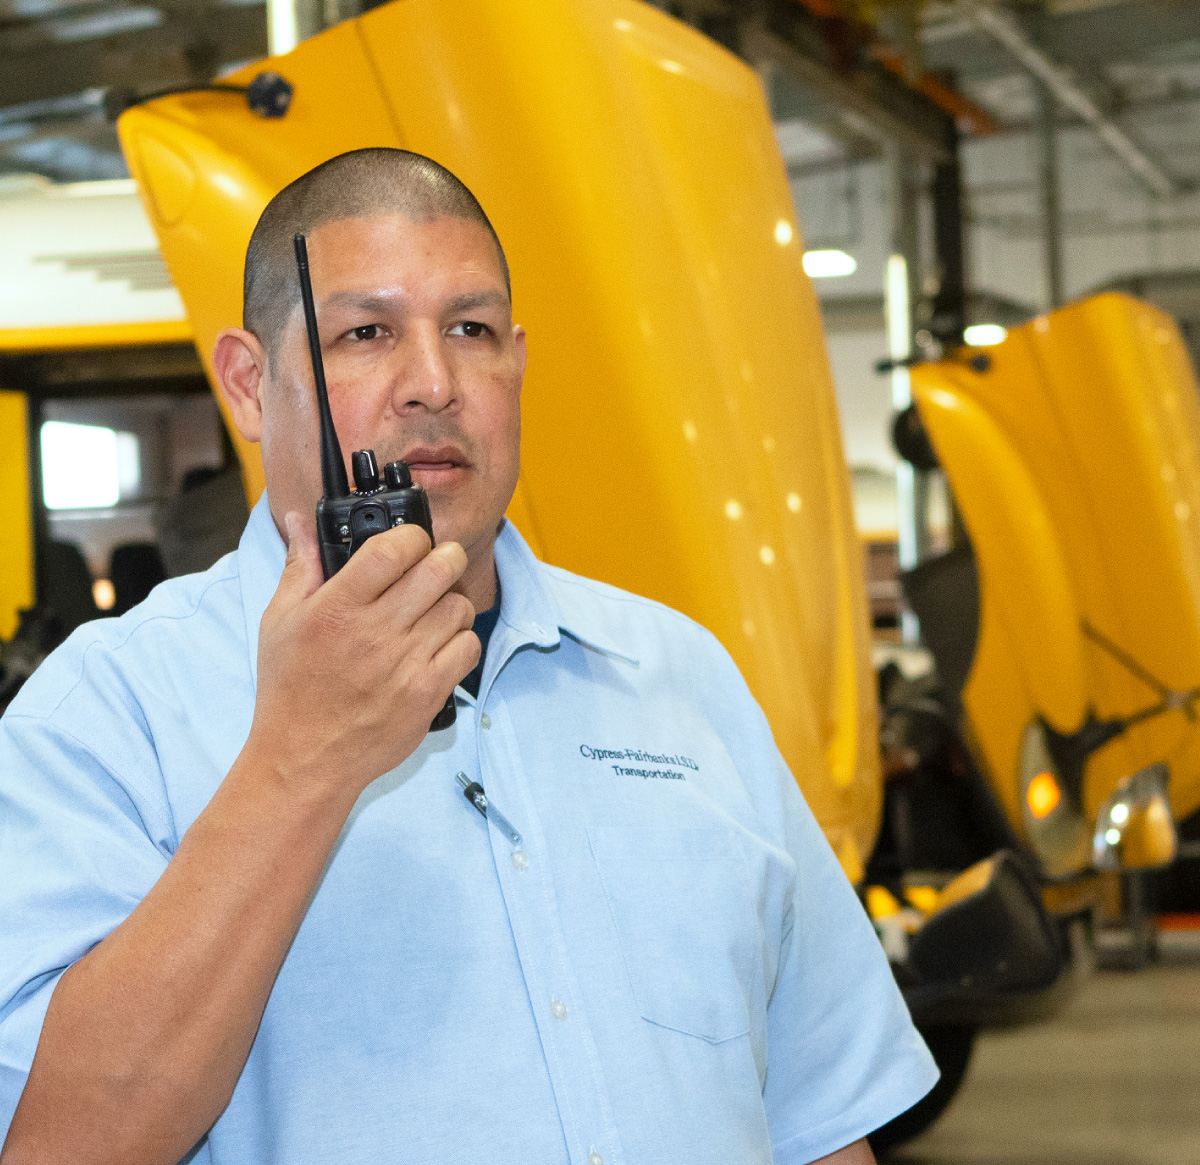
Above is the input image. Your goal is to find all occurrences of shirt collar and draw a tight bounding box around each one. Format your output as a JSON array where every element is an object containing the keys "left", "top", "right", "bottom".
[
  {"left": 236, "top": 495, "right": 640, "bottom": 689},
  {"left": 494, "top": 521, "right": 639, "bottom": 666},
  {"left": 490, "top": 520, "right": 560, "bottom": 653}
]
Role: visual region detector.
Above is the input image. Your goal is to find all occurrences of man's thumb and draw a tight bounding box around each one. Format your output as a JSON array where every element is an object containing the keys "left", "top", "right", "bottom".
[{"left": 277, "top": 511, "right": 324, "bottom": 602}]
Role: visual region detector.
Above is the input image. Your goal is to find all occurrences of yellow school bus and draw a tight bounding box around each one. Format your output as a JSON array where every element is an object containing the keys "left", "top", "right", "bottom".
[{"left": 911, "top": 296, "right": 1196, "bottom": 881}]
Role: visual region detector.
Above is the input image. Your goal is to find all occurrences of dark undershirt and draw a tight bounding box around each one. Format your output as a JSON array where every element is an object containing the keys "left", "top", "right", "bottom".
[{"left": 461, "top": 580, "right": 501, "bottom": 700}]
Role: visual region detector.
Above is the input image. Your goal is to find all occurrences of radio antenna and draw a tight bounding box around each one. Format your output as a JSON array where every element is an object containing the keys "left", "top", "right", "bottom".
[{"left": 293, "top": 232, "right": 350, "bottom": 499}]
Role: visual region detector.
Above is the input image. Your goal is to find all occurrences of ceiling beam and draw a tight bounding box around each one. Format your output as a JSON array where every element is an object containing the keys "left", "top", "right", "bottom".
[
  {"left": 738, "top": 1, "right": 956, "bottom": 163},
  {"left": 0, "top": 3, "right": 266, "bottom": 110},
  {"left": 958, "top": 0, "right": 1181, "bottom": 197}
]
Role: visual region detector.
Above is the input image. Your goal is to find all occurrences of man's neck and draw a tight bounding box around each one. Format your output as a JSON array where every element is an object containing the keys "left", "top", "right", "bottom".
[{"left": 456, "top": 531, "right": 499, "bottom": 614}]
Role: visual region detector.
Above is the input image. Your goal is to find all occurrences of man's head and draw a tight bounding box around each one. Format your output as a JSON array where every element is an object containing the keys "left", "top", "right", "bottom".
[
  {"left": 242, "top": 149, "right": 511, "bottom": 359},
  {"left": 214, "top": 148, "right": 525, "bottom": 597}
]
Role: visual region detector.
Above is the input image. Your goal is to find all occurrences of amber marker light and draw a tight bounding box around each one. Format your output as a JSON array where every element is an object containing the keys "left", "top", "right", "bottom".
[{"left": 1028, "top": 771, "right": 1061, "bottom": 819}]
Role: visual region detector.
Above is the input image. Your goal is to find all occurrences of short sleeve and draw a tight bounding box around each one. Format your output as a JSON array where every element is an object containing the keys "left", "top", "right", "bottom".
[
  {"left": 0, "top": 713, "right": 170, "bottom": 1134},
  {"left": 686, "top": 628, "right": 938, "bottom": 1161},
  {"left": 762, "top": 752, "right": 939, "bottom": 1161}
]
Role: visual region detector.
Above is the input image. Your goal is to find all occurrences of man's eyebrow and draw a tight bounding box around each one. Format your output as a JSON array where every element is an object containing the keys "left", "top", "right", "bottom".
[
  {"left": 318, "top": 288, "right": 509, "bottom": 314},
  {"left": 320, "top": 290, "right": 397, "bottom": 314},
  {"left": 444, "top": 289, "right": 509, "bottom": 313}
]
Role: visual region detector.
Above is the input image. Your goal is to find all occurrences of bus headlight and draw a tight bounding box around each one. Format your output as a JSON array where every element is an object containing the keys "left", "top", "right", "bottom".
[{"left": 1092, "top": 763, "right": 1176, "bottom": 870}]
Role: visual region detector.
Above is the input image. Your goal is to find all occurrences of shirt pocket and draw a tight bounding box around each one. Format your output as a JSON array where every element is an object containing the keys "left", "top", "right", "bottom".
[{"left": 588, "top": 825, "right": 760, "bottom": 1044}]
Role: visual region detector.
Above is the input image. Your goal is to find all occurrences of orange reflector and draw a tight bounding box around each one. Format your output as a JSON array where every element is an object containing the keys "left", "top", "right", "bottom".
[{"left": 1028, "top": 771, "right": 1061, "bottom": 819}]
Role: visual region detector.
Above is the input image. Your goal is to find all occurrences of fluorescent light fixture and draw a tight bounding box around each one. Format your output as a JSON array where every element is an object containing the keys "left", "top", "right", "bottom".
[
  {"left": 41, "top": 422, "right": 138, "bottom": 510},
  {"left": 802, "top": 249, "right": 856, "bottom": 278},
  {"left": 964, "top": 323, "right": 1008, "bottom": 347}
]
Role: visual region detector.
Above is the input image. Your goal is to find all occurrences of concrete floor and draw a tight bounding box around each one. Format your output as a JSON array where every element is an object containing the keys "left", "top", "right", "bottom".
[{"left": 889, "top": 934, "right": 1200, "bottom": 1165}]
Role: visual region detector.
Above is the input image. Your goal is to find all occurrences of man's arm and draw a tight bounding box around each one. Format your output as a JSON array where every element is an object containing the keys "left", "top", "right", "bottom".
[
  {"left": 810, "top": 1138, "right": 875, "bottom": 1165},
  {"left": 1, "top": 516, "right": 478, "bottom": 1165}
]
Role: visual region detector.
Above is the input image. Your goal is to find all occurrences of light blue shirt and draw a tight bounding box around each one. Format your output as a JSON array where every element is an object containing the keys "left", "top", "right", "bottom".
[{"left": 0, "top": 496, "right": 936, "bottom": 1164}]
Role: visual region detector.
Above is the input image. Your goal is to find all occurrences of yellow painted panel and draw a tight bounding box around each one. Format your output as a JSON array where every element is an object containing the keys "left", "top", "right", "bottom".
[
  {"left": 913, "top": 377, "right": 1087, "bottom": 733},
  {"left": 0, "top": 319, "right": 192, "bottom": 353},
  {"left": 117, "top": 0, "right": 881, "bottom": 861},
  {"left": 0, "top": 391, "right": 33, "bottom": 640}
]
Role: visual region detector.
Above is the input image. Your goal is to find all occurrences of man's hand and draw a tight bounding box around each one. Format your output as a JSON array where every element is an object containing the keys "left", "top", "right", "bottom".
[{"left": 247, "top": 512, "right": 479, "bottom": 807}]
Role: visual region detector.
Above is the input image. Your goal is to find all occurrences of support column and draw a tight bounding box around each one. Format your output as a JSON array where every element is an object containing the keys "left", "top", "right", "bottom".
[
  {"left": 930, "top": 115, "right": 970, "bottom": 554},
  {"left": 930, "top": 119, "right": 967, "bottom": 349},
  {"left": 1038, "top": 81, "right": 1065, "bottom": 309},
  {"left": 887, "top": 146, "right": 926, "bottom": 643}
]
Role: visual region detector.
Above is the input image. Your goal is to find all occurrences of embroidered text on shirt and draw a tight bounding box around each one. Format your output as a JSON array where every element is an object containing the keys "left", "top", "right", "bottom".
[{"left": 579, "top": 744, "right": 699, "bottom": 781}]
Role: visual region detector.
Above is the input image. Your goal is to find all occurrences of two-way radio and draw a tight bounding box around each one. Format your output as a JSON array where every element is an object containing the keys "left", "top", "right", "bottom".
[{"left": 293, "top": 232, "right": 456, "bottom": 732}]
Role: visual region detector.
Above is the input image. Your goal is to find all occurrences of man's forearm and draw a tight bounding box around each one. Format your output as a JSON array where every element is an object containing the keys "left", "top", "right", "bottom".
[
  {"left": 809, "top": 1137, "right": 876, "bottom": 1165},
  {"left": 1, "top": 750, "right": 357, "bottom": 1165}
]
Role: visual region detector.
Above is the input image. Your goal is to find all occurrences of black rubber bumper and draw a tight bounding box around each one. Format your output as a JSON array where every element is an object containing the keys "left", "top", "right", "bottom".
[{"left": 899, "top": 850, "right": 1079, "bottom": 1028}]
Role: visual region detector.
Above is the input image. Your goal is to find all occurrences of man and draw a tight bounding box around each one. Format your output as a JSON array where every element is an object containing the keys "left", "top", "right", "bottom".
[{"left": 0, "top": 149, "right": 935, "bottom": 1164}]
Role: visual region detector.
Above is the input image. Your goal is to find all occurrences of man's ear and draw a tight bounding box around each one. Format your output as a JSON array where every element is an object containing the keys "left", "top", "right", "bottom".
[
  {"left": 512, "top": 324, "right": 527, "bottom": 388},
  {"left": 213, "top": 328, "right": 268, "bottom": 443}
]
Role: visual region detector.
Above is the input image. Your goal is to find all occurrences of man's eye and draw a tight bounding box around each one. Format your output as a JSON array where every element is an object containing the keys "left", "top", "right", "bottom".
[
  {"left": 350, "top": 325, "right": 382, "bottom": 341},
  {"left": 450, "top": 321, "right": 488, "bottom": 338}
]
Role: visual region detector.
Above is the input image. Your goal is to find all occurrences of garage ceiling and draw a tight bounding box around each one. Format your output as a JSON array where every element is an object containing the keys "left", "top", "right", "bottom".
[
  {"left": 0, "top": 0, "right": 267, "bottom": 180},
  {"left": 0, "top": 0, "right": 1197, "bottom": 184}
]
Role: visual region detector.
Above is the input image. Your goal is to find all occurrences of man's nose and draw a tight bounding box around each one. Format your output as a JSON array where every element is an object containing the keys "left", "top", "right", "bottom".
[{"left": 393, "top": 323, "right": 458, "bottom": 414}]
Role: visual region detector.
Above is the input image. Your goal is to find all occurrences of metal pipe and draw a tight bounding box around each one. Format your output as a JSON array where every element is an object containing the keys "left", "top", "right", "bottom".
[
  {"left": 930, "top": 118, "right": 967, "bottom": 346},
  {"left": 960, "top": 0, "right": 1178, "bottom": 198},
  {"left": 1037, "top": 81, "right": 1065, "bottom": 308}
]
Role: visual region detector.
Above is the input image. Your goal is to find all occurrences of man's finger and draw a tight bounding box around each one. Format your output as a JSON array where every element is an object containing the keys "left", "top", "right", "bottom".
[
  {"left": 273, "top": 512, "right": 325, "bottom": 609},
  {"left": 373, "top": 542, "right": 470, "bottom": 627},
  {"left": 429, "top": 627, "right": 484, "bottom": 694},
  {"left": 402, "top": 592, "right": 477, "bottom": 664},
  {"left": 325, "top": 523, "right": 435, "bottom": 607}
]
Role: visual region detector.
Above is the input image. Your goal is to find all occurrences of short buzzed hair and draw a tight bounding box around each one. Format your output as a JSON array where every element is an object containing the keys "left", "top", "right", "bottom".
[{"left": 243, "top": 148, "right": 510, "bottom": 355}]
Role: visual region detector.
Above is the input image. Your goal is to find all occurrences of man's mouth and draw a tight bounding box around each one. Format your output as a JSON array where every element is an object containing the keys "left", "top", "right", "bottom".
[{"left": 401, "top": 445, "right": 470, "bottom": 481}]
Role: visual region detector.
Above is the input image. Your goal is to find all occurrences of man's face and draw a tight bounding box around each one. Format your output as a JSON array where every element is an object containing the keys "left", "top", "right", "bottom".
[{"left": 257, "top": 213, "right": 525, "bottom": 565}]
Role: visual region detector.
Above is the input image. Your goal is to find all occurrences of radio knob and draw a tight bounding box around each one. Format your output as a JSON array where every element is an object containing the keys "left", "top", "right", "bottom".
[
  {"left": 384, "top": 460, "right": 413, "bottom": 489},
  {"left": 352, "top": 450, "right": 380, "bottom": 492}
]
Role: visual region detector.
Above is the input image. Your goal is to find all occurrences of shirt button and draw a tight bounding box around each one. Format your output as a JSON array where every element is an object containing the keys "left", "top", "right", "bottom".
[
  {"left": 511, "top": 849, "right": 530, "bottom": 871},
  {"left": 480, "top": 712, "right": 492, "bottom": 729},
  {"left": 550, "top": 999, "right": 568, "bottom": 1021},
  {"left": 588, "top": 1154, "right": 604, "bottom": 1165}
]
